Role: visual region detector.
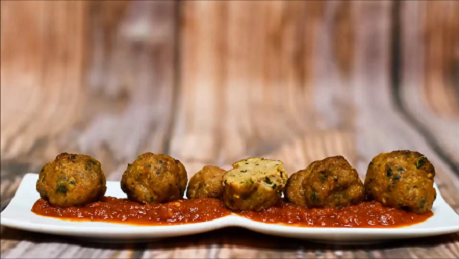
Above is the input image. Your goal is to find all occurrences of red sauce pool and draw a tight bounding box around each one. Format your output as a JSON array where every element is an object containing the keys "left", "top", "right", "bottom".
[
  {"left": 32, "top": 197, "right": 231, "bottom": 225},
  {"left": 32, "top": 198, "right": 433, "bottom": 227},
  {"left": 237, "top": 200, "right": 433, "bottom": 228}
]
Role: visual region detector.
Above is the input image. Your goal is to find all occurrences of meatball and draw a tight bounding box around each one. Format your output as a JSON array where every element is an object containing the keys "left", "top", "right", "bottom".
[
  {"left": 222, "top": 157, "right": 288, "bottom": 211},
  {"left": 36, "top": 153, "right": 106, "bottom": 207},
  {"left": 186, "top": 166, "right": 226, "bottom": 199},
  {"left": 285, "top": 156, "right": 365, "bottom": 208},
  {"left": 284, "top": 163, "right": 318, "bottom": 207},
  {"left": 364, "top": 150, "right": 436, "bottom": 213},
  {"left": 121, "top": 153, "right": 188, "bottom": 204}
]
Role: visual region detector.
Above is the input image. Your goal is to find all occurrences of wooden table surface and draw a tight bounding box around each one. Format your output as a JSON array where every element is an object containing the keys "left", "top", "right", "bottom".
[{"left": 1, "top": 1, "right": 458, "bottom": 258}]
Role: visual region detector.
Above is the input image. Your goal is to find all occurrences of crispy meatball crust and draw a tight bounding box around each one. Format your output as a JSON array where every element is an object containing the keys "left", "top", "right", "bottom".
[
  {"left": 36, "top": 153, "right": 106, "bottom": 207},
  {"left": 364, "top": 150, "right": 436, "bottom": 213},
  {"left": 284, "top": 162, "right": 319, "bottom": 207},
  {"left": 286, "top": 156, "right": 365, "bottom": 208},
  {"left": 222, "top": 157, "right": 288, "bottom": 211},
  {"left": 121, "top": 153, "right": 188, "bottom": 204},
  {"left": 186, "top": 166, "right": 226, "bottom": 199}
]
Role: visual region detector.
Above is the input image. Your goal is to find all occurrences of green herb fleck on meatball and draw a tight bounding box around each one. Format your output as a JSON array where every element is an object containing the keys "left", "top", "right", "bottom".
[{"left": 416, "top": 156, "right": 427, "bottom": 169}]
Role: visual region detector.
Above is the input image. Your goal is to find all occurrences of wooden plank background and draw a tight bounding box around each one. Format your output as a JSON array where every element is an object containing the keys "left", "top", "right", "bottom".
[{"left": 1, "top": 1, "right": 458, "bottom": 258}]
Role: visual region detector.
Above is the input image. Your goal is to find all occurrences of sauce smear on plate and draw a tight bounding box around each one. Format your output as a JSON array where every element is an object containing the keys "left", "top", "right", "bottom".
[
  {"left": 32, "top": 198, "right": 432, "bottom": 227},
  {"left": 32, "top": 197, "right": 231, "bottom": 225},
  {"left": 237, "top": 200, "right": 433, "bottom": 227}
]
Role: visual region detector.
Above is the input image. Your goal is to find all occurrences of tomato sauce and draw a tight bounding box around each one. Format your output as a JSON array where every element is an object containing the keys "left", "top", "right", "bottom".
[
  {"left": 32, "top": 198, "right": 432, "bottom": 227},
  {"left": 237, "top": 200, "right": 433, "bottom": 228},
  {"left": 32, "top": 197, "right": 231, "bottom": 225}
]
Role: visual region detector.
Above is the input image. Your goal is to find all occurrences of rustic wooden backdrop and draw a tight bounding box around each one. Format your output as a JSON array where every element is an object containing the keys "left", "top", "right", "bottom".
[{"left": 1, "top": 1, "right": 458, "bottom": 258}]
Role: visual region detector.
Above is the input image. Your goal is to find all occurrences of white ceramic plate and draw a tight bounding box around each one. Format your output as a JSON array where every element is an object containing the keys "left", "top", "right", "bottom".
[{"left": 2, "top": 174, "right": 458, "bottom": 244}]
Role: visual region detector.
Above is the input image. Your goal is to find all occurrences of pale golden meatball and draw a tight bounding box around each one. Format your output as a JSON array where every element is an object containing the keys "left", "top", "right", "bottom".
[
  {"left": 364, "top": 150, "right": 436, "bottom": 213},
  {"left": 222, "top": 158, "right": 288, "bottom": 211},
  {"left": 36, "top": 153, "right": 106, "bottom": 207},
  {"left": 286, "top": 156, "right": 365, "bottom": 208},
  {"left": 121, "top": 153, "right": 188, "bottom": 204},
  {"left": 186, "top": 166, "right": 226, "bottom": 199}
]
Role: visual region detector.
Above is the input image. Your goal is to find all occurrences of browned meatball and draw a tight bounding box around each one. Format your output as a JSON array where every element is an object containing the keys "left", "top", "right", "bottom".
[
  {"left": 186, "top": 166, "right": 226, "bottom": 199},
  {"left": 284, "top": 162, "right": 319, "bottom": 207},
  {"left": 364, "top": 150, "right": 436, "bottom": 213},
  {"left": 36, "top": 153, "right": 106, "bottom": 207},
  {"left": 285, "top": 156, "right": 365, "bottom": 208},
  {"left": 121, "top": 153, "right": 188, "bottom": 204}
]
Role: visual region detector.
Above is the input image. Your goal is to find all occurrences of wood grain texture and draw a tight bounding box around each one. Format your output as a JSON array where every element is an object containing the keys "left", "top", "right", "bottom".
[
  {"left": 399, "top": 0, "right": 459, "bottom": 168},
  {"left": 1, "top": 1, "right": 459, "bottom": 258},
  {"left": 422, "top": 1, "right": 459, "bottom": 120},
  {"left": 1, "top": 0, "right": 88, "bottom": 206}
]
